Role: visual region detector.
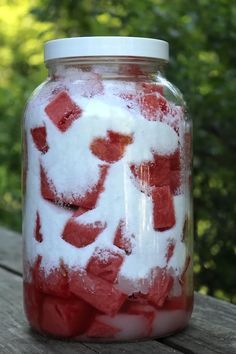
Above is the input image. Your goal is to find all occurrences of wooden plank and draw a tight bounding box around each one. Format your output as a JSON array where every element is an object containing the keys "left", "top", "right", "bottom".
[
  {"left": 0, "top": 227, "right": 22, "bottom": 274},
  {"left": 1, "top": 227, "right": 236, "bottom": 353},
  {"left": 86, "top": 341, "right": 182, "bottom": 353},
  {"left": 0, "top": 267, "right": 181, "bottom": 353}
]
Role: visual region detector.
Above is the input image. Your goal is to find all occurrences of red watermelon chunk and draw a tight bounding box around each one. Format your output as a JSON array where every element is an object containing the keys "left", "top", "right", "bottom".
[
  {"left": 147, "top": 268, "right": 174, "bottom": 308},
  {"left": 165, "top": 240, "right": 175, "bottom": 263},
  {"left": 114, "top": 220, "right": 132, "bottom": 255},
  {"left": 75, "top": 165, "right": 109, "bottom": 209},
  {"left": 40, "top": 296, "right": 93, "bottom": 337},
  {"left": 86, "top": 319, "right": 120, "bottom": 338},
  {"left": 40, "top": 164, "right": 57, "bottom": 201},
  {"left": 73, "top": 207, "right": 89, "bottom": 217},
  {"left": 62, "top": 219, "right": 106, "bottom": 248},
  {"left": 45, "top": 91, "right": 82, "bottom": 132},
  {"left": 152, "top": 186, "right": 176, "bottom": 231},
  {"left": 170, "top": 149, "right": 181, "bottom": 170},
  {"left": 40, "top": 164, "right": 108, "bottom": 209},
  {"left": 90, "top": 130, "right": 133, "bottom": 163},
  {"left": 31, "top": 126, "right": 49, "bottom": 153},
  {"left": 130, "top": 154, "right": 170, "bottom": 188},
  {"left": 23, "top": 282, "right": 43, "bottom": 331},
  {"left": 35, "top": 211, "right": 43, "bottom": 243},
  {"left": 32, "top": 256, "right": 71, "bottom": 298},
  {"left": 139, "top": 94, "right": 168, "bottom": 120},
  {"left": 69, "top": 270, "right": 127, "bottom": 316},
  {"left": 170, "top": 170, "right": 181, "bottom": 195},
  {"left": 87, "top": 248, "right": 124, "bottom": 283},
  {"left": 140, "top": 82, "right": 164, "bottom": 96},
  {"left": 120, "top": 64, "right": 144, "bottom": 76}
]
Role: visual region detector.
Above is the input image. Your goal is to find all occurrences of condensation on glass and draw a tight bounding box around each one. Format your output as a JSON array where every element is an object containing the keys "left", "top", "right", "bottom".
[{"left": 23, "top": 37, "right": 193, "bottom": 341}]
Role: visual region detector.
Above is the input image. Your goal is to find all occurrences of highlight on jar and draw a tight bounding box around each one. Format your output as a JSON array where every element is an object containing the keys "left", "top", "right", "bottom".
[{"left": 23, "top": 36, "right": 193, "bottom": 341}]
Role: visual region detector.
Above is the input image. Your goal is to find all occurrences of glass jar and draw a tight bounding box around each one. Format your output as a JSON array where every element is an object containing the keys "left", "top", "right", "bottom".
[{"left": 23, "top": 37, "right": 193, "bottom": 341}]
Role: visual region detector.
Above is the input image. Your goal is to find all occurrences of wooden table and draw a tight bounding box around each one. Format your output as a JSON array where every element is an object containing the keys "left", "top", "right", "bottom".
[{"left": 0, "top": 227, "right": 235, "bottom": 354}]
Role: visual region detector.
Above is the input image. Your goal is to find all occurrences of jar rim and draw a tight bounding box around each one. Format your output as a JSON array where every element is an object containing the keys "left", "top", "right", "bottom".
[{"left": 44, "top": 36, "right": 169, "bottom": 63}]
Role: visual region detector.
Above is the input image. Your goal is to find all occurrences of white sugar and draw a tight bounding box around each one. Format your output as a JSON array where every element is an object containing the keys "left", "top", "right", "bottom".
[{"left": 24, "top": 76, "right": 188, "bottom": 284}]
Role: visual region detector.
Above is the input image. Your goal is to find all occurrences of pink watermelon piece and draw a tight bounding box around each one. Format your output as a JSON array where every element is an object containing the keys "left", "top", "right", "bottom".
[
  {"left": 62, "top": 219, "right": 106, "bottom": 248},
  {"left": 113, "top": 220, "right": 132, "bottom": 255},
  {"left": 170, "top": 170, "right": 181, "bottom": 195},
  {"left": 31, "top": 126, "right": 49, "bottom": 153},
  {"left": 69, "top": 270, "right": 127, "bottom": 316},
  {"left": 152, "top": 186, "right": 176, "bottom": 231},
  {"left": 44, "top": 91, "right": 82, "bottom": 132},
  {"left": 40, "top": 164, "right": 57, "bottom": 201},
  {"left": 147, "top": 268, "right": 174, "bottom": 308},
  {"left": 35, "top": 211, "right": 43, "bottom": 243},
  {"left": 86, "top": 319, "right": 120, "bottom": 338},
  {"left": 23, "top": 282, "right": 43, "bottom": 331},
  {"left": 40, "top": 295, "right": 93, "bottom": 337},
  {"left": 140, "top": 82, "right": 164, "bottom": 96},
  {"left": 40, "top": 164, "right": 108, "bottom": 209},
  {"left": 165, "top": 241, "right": 175, "bottom": 263},
  {"left": 130, "top": 154, "right": 170, "bottom": 188},
  {"left": 32, "top": 256, "right": 71, "bottom": 299},
  {"left": 90, "top": 130, "right": 133, "bottom": 163},
  {"left": 139, "top": 93, "right": 168, "bottom": 120},
  {"left": 87, "top": 248, "right": 124, "bottom": 283}
]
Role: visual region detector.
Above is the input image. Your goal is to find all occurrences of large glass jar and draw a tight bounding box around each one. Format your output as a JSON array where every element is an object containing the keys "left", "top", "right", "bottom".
[{"left": 23, "top": 36, "right": 193, "bottom": 341}]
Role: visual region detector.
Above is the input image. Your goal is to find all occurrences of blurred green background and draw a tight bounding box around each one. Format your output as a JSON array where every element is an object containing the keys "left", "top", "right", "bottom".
[{"left": 0, "top": 0, "right": 235, "bottom": 303}]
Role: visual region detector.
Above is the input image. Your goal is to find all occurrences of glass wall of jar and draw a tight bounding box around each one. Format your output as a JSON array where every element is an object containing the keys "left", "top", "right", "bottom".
[{"left": 23, "top": 37, "right": 193, "bottom": 341}]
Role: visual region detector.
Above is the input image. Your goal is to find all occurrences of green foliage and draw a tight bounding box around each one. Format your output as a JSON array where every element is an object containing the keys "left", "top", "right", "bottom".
[{"left": 0, "top": 0, "right": 235, "bottom": 303}]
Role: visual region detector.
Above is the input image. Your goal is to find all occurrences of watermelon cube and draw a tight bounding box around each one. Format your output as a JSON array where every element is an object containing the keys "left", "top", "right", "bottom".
[
  {"left": 32, "top": 256, "right": 71, "bottom": 299},
  {"left": 86, "top": 319, "right": 120, "bottom": 338},
  {"left": 40, "top": 296, "right": 93, "bottom": 337},
  {"left": 62, "top": 219, "right": 106, "bottom": 248},
  {"left": 90, "top": 130, "right": 133, "bottom": 163},
  {"left": 165, "top": 240, "right": 175, "bottom": 263},
  {"left": 139, "top": 94, "right": 168, "bottom": 120},
  {"left": 35, "top": 211, "right": 43, "bottom": 243},
  {"left": 23, "top": 282, "right": 43, "bottom": 331},
  {"left": 40, "top": 164, "right": 57, "bottom": 201},
  {"left": 87, "top": 248, "right": 124, "bottom": 283},
  {"left": 170, "top": 170, "right": 181, "bottom": 195},
  {"left": 152, "top": 186, "right": 176, "bottom": 231},
  {"left": 170, "top": 149, "right": 181, "bottom": 171},
  {"left": 130, "top": 154, "right": 170, "bottom": 188},
  {"left": 31, "top": 126, "right": 49, "bottom": 153},
  {"left": 40, "top": 164, "right": 108, "bottom": 209},
  {"left": 113, "top": 220, "right": 132, "bottom": 255},
  {"left": 44, "top": 91, "right": 82, "bottom": 132},
  {"left": 140, "top": 82, "right": 164, "bottom": 96},
  {"left": 120, "top": 64, "right": 144, "bottom": 76},
  {"left": 73, "top": 164, "right": 108, "bottom": 209},
  {"left": 69, "top": 270, "right": 127, "bottom": 316},
  {"left": 147, "top": 268, "right": 174, "bottom": 308}
]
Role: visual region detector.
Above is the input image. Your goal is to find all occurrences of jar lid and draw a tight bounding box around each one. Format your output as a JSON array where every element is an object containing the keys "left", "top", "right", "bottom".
[{"left": 44, "top": 36, "right": 169, "bottom": 62}]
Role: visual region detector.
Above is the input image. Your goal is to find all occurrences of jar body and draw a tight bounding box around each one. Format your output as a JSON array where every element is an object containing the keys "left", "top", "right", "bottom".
[{"left": 23, "top": 58, "right": 193, "bottom": 341}]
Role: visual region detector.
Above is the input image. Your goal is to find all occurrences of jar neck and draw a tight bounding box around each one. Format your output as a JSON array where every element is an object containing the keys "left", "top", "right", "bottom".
[{"left": 46, "top": 57, "right": 167, "bottom": 80}]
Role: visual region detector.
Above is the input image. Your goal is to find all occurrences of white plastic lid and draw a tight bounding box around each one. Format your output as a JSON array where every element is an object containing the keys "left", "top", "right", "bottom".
[{"left": 44, "top": 36, "right": 169, "bottom": 62}]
